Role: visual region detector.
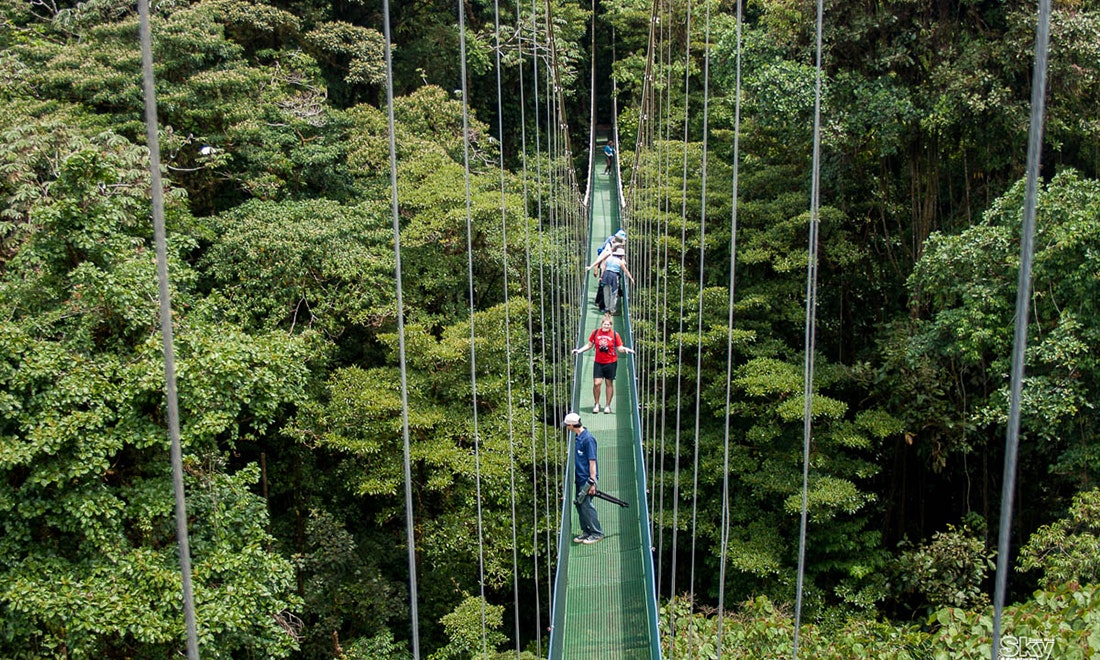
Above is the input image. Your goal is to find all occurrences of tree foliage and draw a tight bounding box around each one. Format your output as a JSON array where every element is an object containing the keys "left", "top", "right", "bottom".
[
  {"left": 1019, "top": 488, "right": 1100, "bottom": 589},
  {"left": 897, "top": 171, "right": 1100, "bottom": 505},
  {"left": 895, "top": 523, "right": 994, "bottom": 613},
  {"left": 3, "top": 0, "right": 1100, "bottom": 655},
  {"left": 659, "top": 583, "right": 1100, "bottom": 659},
  {"left": 0, "top": 125, "right": 309, "bottom": 658}
]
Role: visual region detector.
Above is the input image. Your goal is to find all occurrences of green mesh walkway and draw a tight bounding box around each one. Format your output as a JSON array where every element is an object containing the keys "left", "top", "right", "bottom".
[{"left": 548, "top": 162, "right": 661, "bottom": 659}]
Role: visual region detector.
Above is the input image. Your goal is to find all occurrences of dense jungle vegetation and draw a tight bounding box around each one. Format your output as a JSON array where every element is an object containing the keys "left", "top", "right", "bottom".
[{"left": 1, "top": 0, "right": 1099, "bottom": 657}]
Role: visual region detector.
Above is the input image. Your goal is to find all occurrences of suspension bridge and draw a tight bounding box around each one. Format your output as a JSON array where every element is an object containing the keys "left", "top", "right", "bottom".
[
  {"left": 547, "top": 146, "right": 661, "bottom": 658},
  {"left": 123, "top": 0, "right": 1055, "bottom": 657}
]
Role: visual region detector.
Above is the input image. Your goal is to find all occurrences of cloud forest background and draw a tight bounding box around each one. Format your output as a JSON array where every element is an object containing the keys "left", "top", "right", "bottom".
[{"left": 1, "top": 0, "right": 1099, "bottom": 657}]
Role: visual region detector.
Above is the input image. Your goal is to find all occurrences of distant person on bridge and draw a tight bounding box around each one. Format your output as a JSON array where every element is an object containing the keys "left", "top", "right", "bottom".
[
  {"left": 572, "top": 313, "right": 634, "bottom": 414},
  {"left": 564, "top": 411, "right": 603, "bottom": 544},
  {"left": 603, "top": 140, "right": 615, "bottom": 174}
]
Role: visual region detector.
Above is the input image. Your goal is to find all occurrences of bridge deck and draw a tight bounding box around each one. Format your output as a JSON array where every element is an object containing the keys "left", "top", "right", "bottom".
[{"left": 549, "top": 162, "right": 661, "bottom": 659}]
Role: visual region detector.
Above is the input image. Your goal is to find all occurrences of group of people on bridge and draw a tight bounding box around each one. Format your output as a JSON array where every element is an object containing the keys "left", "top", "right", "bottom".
[
  {"left": 565, "top": 226, "right": 636, "bottom": 546},
  {"left": 586, "top": 229, "right": 634, "bottom": 315}
]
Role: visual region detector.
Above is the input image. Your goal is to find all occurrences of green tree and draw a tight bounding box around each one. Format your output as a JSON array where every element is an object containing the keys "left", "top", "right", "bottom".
[
  {"left": 429, "top": 595, "right": 507, "bottom": 660},
  {"left": 291, "top": 301, "right": 553, "bottom": 651},
  {"left": 200, "top": 198, "right": 396, "bottom": 339},
  {"left": 657, "top": 585, "right": 1100, "bottom": 659},
  {"left": 1019, "top": 488, "right": 1100, "bottom": 589},
  {"left": 628, "top": 140, "right": 897, "bottom": 615},
  {"left": 895, "top": 523, "right": 994, "bottom": 613},
  {"left": 0, "top": 129, "right": 310, "bottom": 657},
  {"left": 7, "top": 0, "right": 361, "bottom": 212},
  {"left": 293, "top": 509, "right": 409, "bottom": 658},
  {"left": 898, "top": 171, "right": 1100, "bottom": 508}
]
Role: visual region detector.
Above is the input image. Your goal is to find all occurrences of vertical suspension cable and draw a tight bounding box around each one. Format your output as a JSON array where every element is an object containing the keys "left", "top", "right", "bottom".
[
  {"left": 715, "top": 0, "right": 744, "bottom": 654},
  {"left": 655, "top": 0, "right": 675, "bottom": 613},
  {"left": 991, "top": 1, "right": 1050, "bottom": 657},
  {"left": 531, "top": 0, "right": 556, "bottom": 605},
  {"left": 623, "top": 0, "right": 641, "bottom": 443},
  {"left": 545, "top": 33, "right": 563, "bottom": 537},
  {"left": 687, "top": 0, "right": 713, "bottom": 648},
  {"left": 455, "top": 1, "right": 489, "bottom": 651},
  {"left": 793, "top": 0, "right": 826, "bottom": 653},
  {"left": 641, "top": 0, "right": 658, "bottom": 429},
  {"left": 515, "top": 1, "right": 547, "bottom": 654},
  {"left": 645, "top": 1, "right": 669, "bottom": 558},
  {"left": 628, "top": 0, "right": 661, "bottom": 198},
  {"left": 551, "top": 4, "right": 579, "bottom": 421},
  {"left": 668, "top": 0, "right": 693, "bottom": 640},
  {"left": 546, "top": 0, "right": 560, "bottom": 457},
  {"left": 631, "top": 2, "right": 660, "bottom": 431},
  {"left": 585, "top": 0, "right": 598, "bottom": 206},
  {"left": 528, "top": 0, "right": 558, "bottom": 607},
  {"left": 609, "top": 26, "right": 626, "bottom": 214},
  {"left": 546, "top": 61, "right": 561, "bottom": 431},
  {"left": 546, "top": 0, "right": 582, "bottom": 535},
  {"left": 136, "top": 3, "right": 199, "bottom": 658},
  {"left": 638, "top": 15, "right": 660, "bottom": 545},
  {"left": 381, "top": 2, "right": 421, "bottom": 657},
  {"left": 490, "top": 1, "right": 523, "bottom": 655}
]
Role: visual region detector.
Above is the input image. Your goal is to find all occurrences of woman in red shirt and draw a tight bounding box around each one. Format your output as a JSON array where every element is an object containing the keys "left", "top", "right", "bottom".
[{"left": 571, "top": 314, "right": 635, "bottom": 414}]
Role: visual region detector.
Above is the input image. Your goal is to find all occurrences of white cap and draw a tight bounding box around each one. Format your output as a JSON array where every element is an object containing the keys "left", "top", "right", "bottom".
[{"left": 563, "top": 412, "right": 581, "bottom": 426}]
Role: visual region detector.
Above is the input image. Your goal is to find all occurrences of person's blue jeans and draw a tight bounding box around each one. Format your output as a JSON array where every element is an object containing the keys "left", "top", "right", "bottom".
[
  {"left": 601, "top": 271, "right": 621, "bottom": 314},
  {"left": 575, "top": 481, "right": 604, "bottom": 538}
]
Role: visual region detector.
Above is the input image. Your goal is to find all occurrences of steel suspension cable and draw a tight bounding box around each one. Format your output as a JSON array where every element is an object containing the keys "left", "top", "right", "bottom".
[
  {"left": 531, "top": 0, "right": 555, "bottom": 600},
  {"left": 548, "top": 9, "right": 563, "bottom": 466},
  {"left": 628, "top": 0, "right": 661, "bottom": 199},
  {"left": 649, "top": 0, "right": 668, "bottom": 570},
  {"left": 514, "top": 1, "right": 547, "bottom": 654},
  {"left": 609, "top": 28, "right": 626, "bottom": 214},
  {"left": 654, "top": 0, "right": 675, "bottom": 608},
  {"left": 136, "top": 2, "right": 198, "bottom": 657},
  {"left": 547, "top": 72, "right": 561, "bottom": 436},
  {"left": 545, "top": 41, "right": 564, "bottom": 534},
  {"left": 381, "top": 2, "right": 422, "bottom": 657},
  {"left": 585, "top": 0, "right": 598, "bottom": 208},
  {"left": 489, "top": 1, "right": 524, "bottom": 654},
  {"left": 628, "top": 0, "right": 671, "bottom": 618},
  {"left": 455, "top": 2, "right": 490, "bottom": 651},
  {"left": 991, "top": 1, "right": 1050, "bottom": 657},
  {"left": 667, "top": 0, "right": 693, "bottom": 641},
  {"left": 687, "top": 0, "right": 713, "bottom": 645},
  {"left": 715, "top": 0, "right": 744, "bottom": 654},
  {"left": 633, "top": 0, "right": 661, "bottom": 382},
  {"left": 639, "top": 37, "right": 660, "bottom": 545},
  {"left": 546, "top": 0, "right": 585, "bottom": 525},
  {"left": 792, "top": 0, "right": 826, "bottom": 653}
]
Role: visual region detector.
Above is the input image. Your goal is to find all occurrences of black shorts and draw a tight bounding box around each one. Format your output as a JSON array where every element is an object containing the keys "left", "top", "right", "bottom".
[{"left": 593, "top": 361, "right": 617, "bottom": 381}]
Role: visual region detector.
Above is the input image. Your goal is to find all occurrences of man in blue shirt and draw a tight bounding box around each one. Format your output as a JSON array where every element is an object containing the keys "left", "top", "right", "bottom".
[
  {"left": 564, "top": 412, "right": 604, "bottom": 544},
  {"left": 603, "top": 141, "right": 615, "bottom": 174}
]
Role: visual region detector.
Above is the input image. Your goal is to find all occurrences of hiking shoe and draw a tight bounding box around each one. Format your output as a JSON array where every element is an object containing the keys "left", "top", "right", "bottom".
[
  {"left": 573, "top": 534, "right": 589, "bottom": 544},
  {"left": 603, "top": 406, "right": 611, "bottom": 414},
  {"left": 593, "top": 404, "right": 601, "bottom": 414},
  {"left": 581, "top": 535, "right": 604, "bottom": 544}
]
